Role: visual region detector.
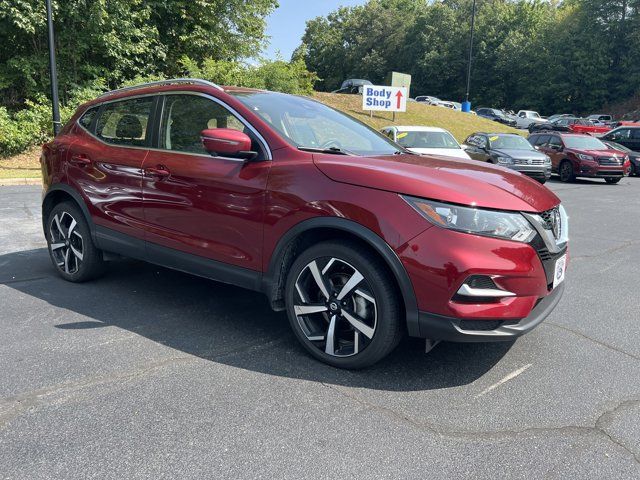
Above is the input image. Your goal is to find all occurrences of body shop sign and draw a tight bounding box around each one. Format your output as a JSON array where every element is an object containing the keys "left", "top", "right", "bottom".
[{"left": 362, "top": 85, "right": 407, "bottom": 112}]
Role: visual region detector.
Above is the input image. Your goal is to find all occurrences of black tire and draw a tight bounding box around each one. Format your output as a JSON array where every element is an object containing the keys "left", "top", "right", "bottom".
[
  {"left": 46, "top": 201, "right": 105, "bottom": 282},
  {"left": 537, "top": 178, "right": 547, "bottom": 184},
  {"left": 605, "top": 177, "right": 621, "bottom": 184},
  {"left": 285, "top": 240, "right": 403, "bottom": 369},
  {"left": 629, "top": 163, "right": 636, "bottom": 177},
  {"left": 559, "top": 161, "right": 575, "bottom": 183}
]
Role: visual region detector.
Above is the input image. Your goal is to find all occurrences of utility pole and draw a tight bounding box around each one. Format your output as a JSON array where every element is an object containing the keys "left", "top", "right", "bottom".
[
  {"left": 463, "top": 0, "right": 477, "bottom": 112},
  {"left": 46, "top": 0, "right": 62, "bottom": 135}
]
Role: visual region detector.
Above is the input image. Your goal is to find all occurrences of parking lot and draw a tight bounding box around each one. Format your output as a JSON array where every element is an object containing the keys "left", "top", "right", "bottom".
[{"left": 1, "top": 180, "right": 639, "bottom": 479}]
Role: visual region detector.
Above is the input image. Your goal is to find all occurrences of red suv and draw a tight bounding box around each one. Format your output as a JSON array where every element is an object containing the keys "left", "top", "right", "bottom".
[
  {"left": 528, "top": 132, "right": 630, "bottom": 183},
  {"left": 41, "top": 79, "right": 569, "bottom": 368}
]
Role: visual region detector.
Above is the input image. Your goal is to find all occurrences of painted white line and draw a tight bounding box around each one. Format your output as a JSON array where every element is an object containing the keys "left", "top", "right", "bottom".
[{"left": 475, "top": 363, "right": 532, "bottom": 398}]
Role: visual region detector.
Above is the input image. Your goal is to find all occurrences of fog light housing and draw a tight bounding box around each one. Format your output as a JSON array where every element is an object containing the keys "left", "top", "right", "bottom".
[{"left": 453, "top": 275, "right": 516, "bottom": 303}]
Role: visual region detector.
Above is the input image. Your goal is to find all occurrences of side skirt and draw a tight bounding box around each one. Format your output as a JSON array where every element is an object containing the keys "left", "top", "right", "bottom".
[{"left": 94, "top": 225, "right": 262, "bottom": 292}]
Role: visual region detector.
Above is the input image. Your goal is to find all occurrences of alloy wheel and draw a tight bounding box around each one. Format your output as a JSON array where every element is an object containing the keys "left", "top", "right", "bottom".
[
  {"left": 49, "top": 211, "right": 84, "bottom": 275},
  {"left": 560, "top": 162, "right": 573, "bottom": 182},
  {"left": 293, "top": 257, "right": 377, "bottom": 357}
]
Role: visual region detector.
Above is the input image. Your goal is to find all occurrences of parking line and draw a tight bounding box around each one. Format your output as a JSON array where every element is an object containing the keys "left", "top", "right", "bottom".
[{"left": 475, "top": 364, "right": 532, "bottom": 398}]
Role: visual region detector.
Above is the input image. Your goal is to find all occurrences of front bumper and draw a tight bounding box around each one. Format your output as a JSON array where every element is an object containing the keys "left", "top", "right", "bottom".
[
  {"left": 510, "top": 165, "right": 552, "bottom": 180},
  {"left": 416, "top": 283, "right": 564, "bottom": 341},
  {"left": 577, "top": 163, "right": 626, "bottom": 178}
]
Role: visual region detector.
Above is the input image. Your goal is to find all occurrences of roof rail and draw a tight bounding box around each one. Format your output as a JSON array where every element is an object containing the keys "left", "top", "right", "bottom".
[{"left": 97, "top": 78, "right": 224, "bottom": 99}]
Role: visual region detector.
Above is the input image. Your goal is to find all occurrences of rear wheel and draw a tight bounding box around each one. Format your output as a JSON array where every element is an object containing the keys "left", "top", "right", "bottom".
[
  {"left": 285, "top": 241, "right": 403, "bottom": 369},
  {"left": 559, "top": 161, "right": 575, "bottom": 182},
  {"left": 605, "top": 177, "right": 621, "bottom": 184},
  {"left": 46, "top": 201, "right": 105, "bottom": 282}
]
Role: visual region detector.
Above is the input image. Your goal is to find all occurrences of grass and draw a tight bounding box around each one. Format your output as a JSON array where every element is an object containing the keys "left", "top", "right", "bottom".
[
  {"left": 313, "top": 92, "right": 523, "bottom": 142},
  {"left": 0, "top": 92, "right": 522, "bottom": 180},
  {"left": 0, "top": 147, "right": 41, "bottom": 180}
]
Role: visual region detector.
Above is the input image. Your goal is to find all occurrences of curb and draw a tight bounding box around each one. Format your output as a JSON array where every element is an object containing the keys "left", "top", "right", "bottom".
[{"left": 0, "top": 178, "right": 42, "bottom": 186}]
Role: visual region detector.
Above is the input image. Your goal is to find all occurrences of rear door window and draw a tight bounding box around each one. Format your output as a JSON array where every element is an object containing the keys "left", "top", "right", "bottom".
[
  {"left": 535, "top": 135, "right": 551, "bottom": 146},
  {"left": 95, "top": 97, "right": 155, "bottom": 147}
]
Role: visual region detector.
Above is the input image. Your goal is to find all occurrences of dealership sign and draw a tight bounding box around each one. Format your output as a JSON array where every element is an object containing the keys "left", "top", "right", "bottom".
[{"left": 362, "top": 85, "right": 407, "bottom": 112}]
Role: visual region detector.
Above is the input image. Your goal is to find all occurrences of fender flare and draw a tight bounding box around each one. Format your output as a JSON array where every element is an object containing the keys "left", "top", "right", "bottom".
[
  {"left": 42, "top": 183, "right": 97, "bottom": 244},
  {"left": 263, "top": 217, "right": 420, "bottom": 337}
]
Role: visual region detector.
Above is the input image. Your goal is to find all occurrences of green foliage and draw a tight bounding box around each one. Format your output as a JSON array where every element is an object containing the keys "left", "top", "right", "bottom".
[
  {"left": 0, "top": 0, "right": 278, "bottom": 104},
  {"left": 181, "top": 57, "right": 319, "bottom": 95},
  {"left": 301, "top": 0, "right": 640, "bottom": 115}
]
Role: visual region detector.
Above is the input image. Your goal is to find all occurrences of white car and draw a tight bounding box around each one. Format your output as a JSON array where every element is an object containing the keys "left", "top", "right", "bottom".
[
  {"left": 515, "top": 110, "right": 548, "bottom": 129},
  {"left": 381, "top": 126, "right": 471, "bottom": 160}
]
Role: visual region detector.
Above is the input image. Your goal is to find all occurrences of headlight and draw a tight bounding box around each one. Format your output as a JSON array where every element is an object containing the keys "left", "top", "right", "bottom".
[
  {"left": 544, "top": 155, "right": 551, "bottom": 164},
  {"left": 577, "top": 153, "right": 595, "bottom": 161},
  {"left": 402, "top": 196, "right": 536, "bottom": 243},
  {"left": 496, "top": 156, "right": 514, "bottom": 165}
]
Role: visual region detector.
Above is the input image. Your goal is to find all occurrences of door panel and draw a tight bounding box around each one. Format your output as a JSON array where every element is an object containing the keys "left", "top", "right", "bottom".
[
  {"left": 142, "top": 94, "right": 271, "bottom": 271},
  {"left": 67, "top": 97, "right": 155, "bottom": 238}
]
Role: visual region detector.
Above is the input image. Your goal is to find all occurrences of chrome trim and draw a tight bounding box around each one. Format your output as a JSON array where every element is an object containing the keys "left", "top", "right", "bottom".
[
  {"left": 97, "top": 78, "right": 223, "bottom": 99},
  {"left": 75, "top": 91, "right": 272, "bottom": 161},
  {"left": 522, "top": 205, "right": 569, "bottom": 254},
  {"left": 456, "top": 284, "right": 516, "bottom": 298}
]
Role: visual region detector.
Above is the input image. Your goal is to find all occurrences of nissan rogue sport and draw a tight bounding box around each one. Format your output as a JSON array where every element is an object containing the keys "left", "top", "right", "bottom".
[{"left": 41, "top": 79, "right": 569, "bottom": 369}]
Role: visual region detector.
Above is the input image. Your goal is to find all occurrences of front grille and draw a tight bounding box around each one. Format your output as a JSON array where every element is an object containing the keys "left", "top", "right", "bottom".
[
  {"left": 459, "top": 320, "right": 504, "bottom": 331},
  {"left": 513, "top": 158, "right": 545, "bottom": 166},
  {"left": 530, "top": 235, "right": 566, "bottom": 289},
  {"left": 598, "top": 156, "right": 623, "bottom": 165},
  {"left": 538, "top": 207, "right": 557, "bottom": 231}
]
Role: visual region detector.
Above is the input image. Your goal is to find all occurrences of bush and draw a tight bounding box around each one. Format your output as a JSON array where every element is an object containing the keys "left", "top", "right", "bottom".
[{"left": 0, "top": 85, "right": 105, "bottom": 157}]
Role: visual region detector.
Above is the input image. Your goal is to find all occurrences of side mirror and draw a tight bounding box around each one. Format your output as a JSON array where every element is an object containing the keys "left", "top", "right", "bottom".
[{"left": 200, "top": 128, "right": 257, "bottom": 160}]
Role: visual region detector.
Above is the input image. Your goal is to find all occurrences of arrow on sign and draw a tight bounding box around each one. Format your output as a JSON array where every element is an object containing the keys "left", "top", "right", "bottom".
[{"left": 395, "top": 90, "right": 404, "bottom": 109}]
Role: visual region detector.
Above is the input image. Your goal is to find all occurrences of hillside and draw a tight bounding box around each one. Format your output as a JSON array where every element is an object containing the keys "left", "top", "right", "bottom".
[{"left": 312, "top": 93, "right": 522, "bottom": 142}]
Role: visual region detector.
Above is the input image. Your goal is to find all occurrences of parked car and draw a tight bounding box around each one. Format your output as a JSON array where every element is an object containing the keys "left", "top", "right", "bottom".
[
  {"left": 528, "top": 132, "right": 630, "bottom": 183},
  {"left": 476, "top": 108, "right": 518, "bottom": 127},
  {"left": 332, "top": 79, "right": 372, "bottom": 94},
  {"left": 433, "top": 100, "right": 458, "bottom": 110},
  {"left": 463, "top": 132, "right": 551, "bottom": 183},
  {"left": 515, "top": 110, "right": 548, "bottom": 129},
  {"left": 547, "top": 114, "right": 573, "bottom": 122},
  {"left": 415, "top": 95, "right": 441, "bottom": 105},
  {"left": 528, "top": 117, "right": 593, "bottom": 133},
  {"left": 381, "top": 126, "right": 471, "bottom": 160},
  {"left": 569, "top": 121, "right": 611, "bottom": 135},
  {"left": 587, "top": 114, "right": 613, "bottom": 126},
  {"left": 599, "top": 126, "right": 640, "bottom": 152},
  {"left": 41, "top": 78, "right": 568, "bottom": 369},
  {"left": 601, "top": 140, "right": 640, "bottom": 176}
]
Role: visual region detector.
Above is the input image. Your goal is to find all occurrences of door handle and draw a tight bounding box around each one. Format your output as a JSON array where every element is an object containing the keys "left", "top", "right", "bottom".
[
  {"left": 144, "top": 165, "right": 170, "bottom": 178},
  {"left": 70, "top": 154, "right": 91, "bottom": 166}
]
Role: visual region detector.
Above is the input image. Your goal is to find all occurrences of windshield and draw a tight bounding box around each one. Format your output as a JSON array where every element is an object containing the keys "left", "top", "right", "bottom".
[
  {"left": 605, "top": 141, "right": 630, "bottom": 153},
  {"left": 489, "top": 135, "right": 534, "bottom": 150},
  {"left": 564, "top": 136, "right": 608, "bottom": 150},
  {"left": 491, "top": 109, "right": 506, "bottom": 118},
  {"left": 396, "top": 130, "right": 460, "bottom": 149},
  {"left": 231, "top": 92, "right": 401, "bottom": 156}
]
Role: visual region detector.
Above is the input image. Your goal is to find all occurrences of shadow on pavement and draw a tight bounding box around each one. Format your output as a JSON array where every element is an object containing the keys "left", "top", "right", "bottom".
[{"left": 1, "top": 248, "right": 511, "bottom": 392}]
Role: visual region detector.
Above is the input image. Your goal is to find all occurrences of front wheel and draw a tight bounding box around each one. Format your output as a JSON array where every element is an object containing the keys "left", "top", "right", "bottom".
[
  {"left": 46, "top": 201, "right": 105, "bottom": 282},
  {"left": 628, "top": 163, "right": 636, "bottom": 177},
  {"left": 605, "top": 177, "right": 621, "bottom": 184},
  {"left": 559, "top": 161, "right": 575, "bottom": 183},
  {"left": 285, "top": 241, "right": 403, "bottom": 369}
]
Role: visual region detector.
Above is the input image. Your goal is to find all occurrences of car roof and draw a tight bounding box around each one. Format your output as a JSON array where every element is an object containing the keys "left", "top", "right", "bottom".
[{"left": 388, "top": 126, "right": 449, "bottom": 133}]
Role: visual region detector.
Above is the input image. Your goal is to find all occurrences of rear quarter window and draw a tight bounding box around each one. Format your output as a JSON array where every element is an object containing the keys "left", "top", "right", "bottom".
[
  {"left": 78, "top": 106, "right": 99, "bottom": 132},
  {"left": 95, "top": 97, "right": 155, "bottom": 147}
]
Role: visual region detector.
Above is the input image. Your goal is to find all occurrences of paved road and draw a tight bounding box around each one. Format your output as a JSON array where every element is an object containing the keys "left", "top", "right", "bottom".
[{"left": 1, "top": 179, "right": 639, "bottom": 479}]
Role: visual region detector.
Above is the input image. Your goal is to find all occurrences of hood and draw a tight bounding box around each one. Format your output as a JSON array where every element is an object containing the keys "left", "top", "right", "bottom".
[
  {"left": 407, "top": 147, "right": 471, "bottom": 160},
  {"left": 313, "top": 154, "right": 560, "bottom": 213},
  {"left": 492, "top": 148, "right": 548, "bottom": 161}
]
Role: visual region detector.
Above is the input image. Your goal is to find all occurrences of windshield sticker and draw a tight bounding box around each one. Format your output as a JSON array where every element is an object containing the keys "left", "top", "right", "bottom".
[
  {"left": 397, "top": 132, "right": 408, "bottom": 139},
  {"left": 489, "top": 136, "right": 499, "bottom": 142}
]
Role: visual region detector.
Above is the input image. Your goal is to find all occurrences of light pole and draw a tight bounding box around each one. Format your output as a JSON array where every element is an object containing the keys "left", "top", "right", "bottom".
[
  {"left": 463, "top": 0, "right": 477, "bottom": 112},
  {"left": 46, "top": 0, "right": 62, "bottom": 135}
]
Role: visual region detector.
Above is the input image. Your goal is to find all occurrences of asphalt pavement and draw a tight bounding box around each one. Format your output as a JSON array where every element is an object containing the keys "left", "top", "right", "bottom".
[{"left": 1, "top": 178, "right": 639, "bottom": 479}]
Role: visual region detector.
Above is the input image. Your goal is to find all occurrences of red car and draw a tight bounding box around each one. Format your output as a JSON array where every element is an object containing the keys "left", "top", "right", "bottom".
[
  {"left": 529, "top": 132, "right": 630, "bottom": 183},
  {"left": 569, "top": 122, "right": 611, "bottom": 135},
  {"left": 41, "top": 79, "right": 569, "bottom": 368}
]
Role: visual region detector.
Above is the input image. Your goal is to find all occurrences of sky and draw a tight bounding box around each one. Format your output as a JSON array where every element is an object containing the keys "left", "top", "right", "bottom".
[{"left": 263, "top": 0, "right": 366, "bottom": 60}]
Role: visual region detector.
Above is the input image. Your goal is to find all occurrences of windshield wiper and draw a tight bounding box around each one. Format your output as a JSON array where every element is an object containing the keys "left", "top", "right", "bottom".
[{"left": 297, "top": 146, "right": 354, "bottom": 155}]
